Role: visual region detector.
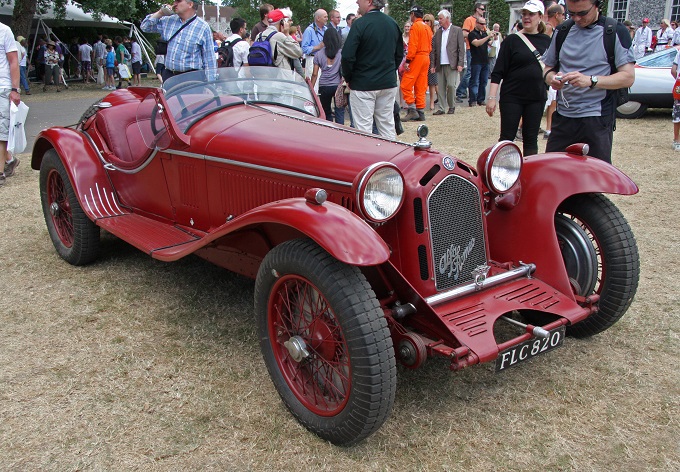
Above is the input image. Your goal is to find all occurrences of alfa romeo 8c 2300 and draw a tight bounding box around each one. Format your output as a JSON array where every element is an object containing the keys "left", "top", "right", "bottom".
[{"left": 32, "top": 67, "right": 639, "bottom": 446}]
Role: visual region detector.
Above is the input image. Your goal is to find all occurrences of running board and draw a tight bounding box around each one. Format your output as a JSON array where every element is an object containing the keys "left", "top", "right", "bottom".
[{"left": 97, "top": 213, "right": 202, "bottom": 256}]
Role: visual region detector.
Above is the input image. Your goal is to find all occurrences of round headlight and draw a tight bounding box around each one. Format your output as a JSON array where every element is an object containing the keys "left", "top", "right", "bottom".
[
  {"left": 482, "top": 141, "right": 522, "bottom": 194},
  {"left": 357, "top": 163, "right": 405, "bottom": 223}
]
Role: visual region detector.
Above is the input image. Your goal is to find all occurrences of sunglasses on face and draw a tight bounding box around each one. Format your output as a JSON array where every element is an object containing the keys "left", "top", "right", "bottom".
[{"left": 567, "top": 4, "right": 596, "bottom": 18}]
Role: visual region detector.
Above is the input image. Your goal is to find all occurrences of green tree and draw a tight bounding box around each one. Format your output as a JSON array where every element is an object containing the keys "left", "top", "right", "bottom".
[
  {"left": 225, "top": 0, "right": 336, "bottom": 32},
  {"left": 5, "top": 0, "right": 162, "bottom": 40},
  {"left": 486, "top": 0, "right": 510, "bottom": 34}
]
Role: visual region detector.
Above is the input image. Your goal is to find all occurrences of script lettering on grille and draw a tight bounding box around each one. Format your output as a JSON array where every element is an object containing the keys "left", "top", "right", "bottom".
[{"left": 439, "top": 238, "right": 475, "bottom": 280}]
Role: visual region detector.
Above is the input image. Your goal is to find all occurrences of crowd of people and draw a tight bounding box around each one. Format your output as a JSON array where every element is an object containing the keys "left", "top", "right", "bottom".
[
  {"left": 19, "top": 33, "right": 146, "bottom": 92},
  {"left": 0, "top": 0, "right": 671, "bottom": 186},
  {"left": 627, "top": 16, "right": 680, "bottom": 59}
]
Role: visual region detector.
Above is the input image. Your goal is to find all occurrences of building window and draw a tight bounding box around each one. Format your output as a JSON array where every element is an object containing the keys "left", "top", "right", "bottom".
[
  {"left": 672, "top": 0, "right": 680, "bottom": 22},
  {"left": 611, "top": 0, "right": 628, "bottom": 22}
]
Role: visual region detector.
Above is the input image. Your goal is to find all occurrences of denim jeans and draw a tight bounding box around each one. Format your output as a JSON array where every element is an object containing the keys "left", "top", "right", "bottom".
[
  {"left": 319, "top": 85, "right": 345, "bottom": 125},
  {"left": 468, "top": 62, "right": 489, "bottom": 105},
  {"left": 456, "top": 50, "right": 471, "bottom": 98},
  {"left": 19, "top": 65, "right": 30, "bottom": 92}
]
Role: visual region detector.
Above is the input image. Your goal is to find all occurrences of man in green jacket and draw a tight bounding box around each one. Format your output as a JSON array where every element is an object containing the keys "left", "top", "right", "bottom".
[{"left": 341, "top": 0, "right": 403, "bottom": 139}]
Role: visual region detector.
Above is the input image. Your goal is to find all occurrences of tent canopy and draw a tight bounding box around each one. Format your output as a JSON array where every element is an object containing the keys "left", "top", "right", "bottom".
[{"left": 0, "top": 1, "right": 129, "bottom": 29}]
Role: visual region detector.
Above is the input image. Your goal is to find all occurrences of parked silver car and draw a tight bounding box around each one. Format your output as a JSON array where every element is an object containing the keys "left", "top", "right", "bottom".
[{"left": 617, "top": 46, "right": 680, "bottom": 119}]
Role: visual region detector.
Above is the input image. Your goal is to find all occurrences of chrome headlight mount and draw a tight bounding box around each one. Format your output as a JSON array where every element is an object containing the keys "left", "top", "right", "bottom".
[{"left": 477, "top": 140, "right": 522, "bottom": 195}]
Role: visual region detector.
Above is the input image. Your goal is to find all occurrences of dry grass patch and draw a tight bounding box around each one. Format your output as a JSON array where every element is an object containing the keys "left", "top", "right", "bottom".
[{"left": 0, "top": 97, "right": 677, "bottom": 470}]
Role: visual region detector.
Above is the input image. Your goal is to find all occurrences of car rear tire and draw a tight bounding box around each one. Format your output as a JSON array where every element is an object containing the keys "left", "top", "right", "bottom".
[
  {"left": 254, "top": 238, "right": 396, "bottom": 446},
  {"left": 556, "top": 193, "right": 639, "bottom": 337},
  {"left": 40, "top": 149, "right": 100, "bottom": 265},
  {"left": 616, "top": 101, "right": 648, "bottom": 119}
]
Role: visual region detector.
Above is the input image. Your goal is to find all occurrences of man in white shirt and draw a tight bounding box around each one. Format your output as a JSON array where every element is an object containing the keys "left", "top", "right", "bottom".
[
  {"left": 225, "top": 17, "right": 250, "bottom": 68},
  {"left": 130, "top": 37, "right": 142, "bottom": 85},
  {"left": 0, "top": 22, "right": 21, "bottom": 186},
  {"left": 632, "top": 18, "right": 652, "bottom": 59},
  {"left": 430, "top": 9, "right": 465, "bottom": 115},
  {"left": 92, "top": 34, "right": 107, "bottom": 85},
  {"left": 78, "top": 39, "right": 94, "bottom": 83}
]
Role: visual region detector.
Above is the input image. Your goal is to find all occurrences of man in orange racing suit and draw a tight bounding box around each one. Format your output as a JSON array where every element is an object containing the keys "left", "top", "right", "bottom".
[{"left": 400, "top": 5, "right": 432, "bottom": 122}]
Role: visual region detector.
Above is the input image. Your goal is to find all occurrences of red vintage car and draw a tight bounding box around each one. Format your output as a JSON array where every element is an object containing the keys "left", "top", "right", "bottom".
[{"left": 32, "top": 67, "right": 639, "bottom": 446}]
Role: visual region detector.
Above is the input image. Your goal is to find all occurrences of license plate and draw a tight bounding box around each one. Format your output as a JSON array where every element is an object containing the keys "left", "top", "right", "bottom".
[{"left": 495, "top": 326, "right": 566, "bottom": 372}]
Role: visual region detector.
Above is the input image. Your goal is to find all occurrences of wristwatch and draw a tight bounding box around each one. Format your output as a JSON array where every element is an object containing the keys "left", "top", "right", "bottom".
[
  {"left": 589, "top": 76, "right": 598, "bottom": 89},
  {"left": 11, "top": 87, "right": 19, "bottom": 93}
]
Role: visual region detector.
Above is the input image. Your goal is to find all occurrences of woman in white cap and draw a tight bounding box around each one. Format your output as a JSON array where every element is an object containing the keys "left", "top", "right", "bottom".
[
  {"left": 43, "top": 41, "right": 62, "bottom": 92},
  {"left": 485, "top": 0, "right": 550, "bottom": 156}
]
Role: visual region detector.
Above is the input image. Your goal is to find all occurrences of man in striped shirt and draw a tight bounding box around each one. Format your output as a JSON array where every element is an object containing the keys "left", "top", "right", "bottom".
[{"left": 141, "top": 0, "right": 216, "bottom": 82}]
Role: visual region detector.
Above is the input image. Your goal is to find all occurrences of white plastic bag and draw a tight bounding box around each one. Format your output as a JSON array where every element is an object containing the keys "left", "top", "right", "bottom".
[
  {"left": 118, "top": 63, "right": 131, "bottom": 79},
  {"left": 97, "top": 64, "right": 105, "bottom": 84},
  {"left": 8, "top": 101, "right": 29, "bottom": 155}
]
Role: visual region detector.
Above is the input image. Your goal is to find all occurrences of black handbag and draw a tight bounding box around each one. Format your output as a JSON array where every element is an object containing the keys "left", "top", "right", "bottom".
[
  {"left": 155, "top": 16, "right": 196, "bottom": 56},
  {"left": 155, "top": 41, "right": 168, "bottom": 55}
]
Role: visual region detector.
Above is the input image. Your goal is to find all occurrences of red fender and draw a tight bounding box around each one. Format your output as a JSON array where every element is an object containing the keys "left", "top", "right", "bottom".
[
  {"left": 32, "top": 128, "right": 123, "bottom": 221},
  {"left": 155, "top": 198, "right": 392, "bottom": 266},
  {"left": 486, "top": 152, "right": 638, "bottom": 297}
]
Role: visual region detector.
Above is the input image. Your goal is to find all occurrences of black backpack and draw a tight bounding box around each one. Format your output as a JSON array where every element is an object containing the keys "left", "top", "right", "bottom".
[
  {"left": 217, "top": 38, "right": 243, "bottom": 68},
  {"left": 554, "top": 16, "right": 629, "bottom": 106}
]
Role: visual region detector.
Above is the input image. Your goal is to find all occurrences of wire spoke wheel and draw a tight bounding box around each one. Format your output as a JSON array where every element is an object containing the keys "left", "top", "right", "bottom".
[
  {"left": 556, "top": 193, "right": 639, "bottom": 337},
  {"left": 40, "top": 150, "right": 100, "bottom": 266},
  {"left": 46, "top": 168, "right": 74, "bottom": 248},
  {"left": 271, "top": 275, "right": 350, "bottom": 416},
  {"left": 255, "top": 239, "right": 396, "bottom": 446}
]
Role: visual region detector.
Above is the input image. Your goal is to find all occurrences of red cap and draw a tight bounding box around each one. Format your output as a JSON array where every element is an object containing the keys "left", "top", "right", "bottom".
[
  {"left": 642, "top": 18, "right": 650, "bottom": 23},
  {"left": 268, "top": 9, "right": 285, "bottom": 23}
]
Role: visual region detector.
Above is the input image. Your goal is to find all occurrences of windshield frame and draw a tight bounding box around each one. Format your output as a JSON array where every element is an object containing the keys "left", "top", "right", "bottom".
[{"left": 160, "top": 67, "right": 320, "bottom": 132}]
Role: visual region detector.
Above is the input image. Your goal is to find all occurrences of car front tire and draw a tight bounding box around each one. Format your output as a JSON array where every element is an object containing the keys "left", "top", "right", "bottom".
[
  {"left": 254, "top": 238, "right": 396, "bottom": 446},
  {"left": 556, "top": 193, "right": 639, "bottom": 337}
]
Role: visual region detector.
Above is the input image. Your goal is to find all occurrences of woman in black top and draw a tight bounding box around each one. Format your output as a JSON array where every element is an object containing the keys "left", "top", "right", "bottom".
[{"left": 486, "top": 1, "right": 551, "bottom": 156}]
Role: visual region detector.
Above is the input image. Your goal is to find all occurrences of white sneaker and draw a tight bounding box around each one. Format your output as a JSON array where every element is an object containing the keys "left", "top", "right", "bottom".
[{"left": 674, "top": 141, "right": 680, "bottom": 151}]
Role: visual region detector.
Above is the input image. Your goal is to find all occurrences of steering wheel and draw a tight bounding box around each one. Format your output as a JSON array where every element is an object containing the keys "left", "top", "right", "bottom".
[
  {"left": 149, "top": 81, "right": 221, "bottom": 136},
  {"left": 164, "top": 80, "right": 221, "bottom": 117}
]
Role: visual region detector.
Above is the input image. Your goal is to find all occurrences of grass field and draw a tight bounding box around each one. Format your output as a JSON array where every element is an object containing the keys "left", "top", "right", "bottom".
[{"left": 0, "top": 86, "right": 677, "bottom": 470}]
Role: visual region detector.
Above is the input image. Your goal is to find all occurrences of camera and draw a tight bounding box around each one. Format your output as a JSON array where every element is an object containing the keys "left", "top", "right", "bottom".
[{"left": 554, "top": 75, "right": 563, "bottom": 81}]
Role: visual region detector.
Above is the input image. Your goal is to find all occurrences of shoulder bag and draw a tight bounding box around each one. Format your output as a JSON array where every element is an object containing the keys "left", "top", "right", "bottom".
[
  {"left": 516, "top": 32, "right": 545, "bottom": 69},
  {"left": 155, "top": 16, "right": 197, "bottom": 55}
]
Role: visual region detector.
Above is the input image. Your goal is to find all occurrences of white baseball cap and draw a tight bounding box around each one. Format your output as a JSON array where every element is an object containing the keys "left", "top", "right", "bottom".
[{"left": 521, "top": 0, "right": 545, "bottom": 14}]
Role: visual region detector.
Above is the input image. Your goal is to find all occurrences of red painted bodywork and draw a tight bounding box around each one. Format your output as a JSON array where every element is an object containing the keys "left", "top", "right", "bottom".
[{"left": 32, "top": 83, "right": 638, "bottom": 370}]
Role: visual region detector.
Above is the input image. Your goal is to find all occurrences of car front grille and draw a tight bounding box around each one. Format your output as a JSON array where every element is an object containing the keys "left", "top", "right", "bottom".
[{"left": 427, "top": 175, "right": 487, "bottom": 290}]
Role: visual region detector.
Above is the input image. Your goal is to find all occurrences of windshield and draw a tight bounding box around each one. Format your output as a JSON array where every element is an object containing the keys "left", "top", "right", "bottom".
[
  {"left": 160, "top": 67, "right": 320, "bottom": 132},
  {"left": 637, "top": 47, "right": 679, "bottom": 68}
]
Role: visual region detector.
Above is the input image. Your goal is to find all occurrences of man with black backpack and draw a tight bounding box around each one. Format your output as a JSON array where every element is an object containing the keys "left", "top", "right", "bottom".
[
  {"left": 542, "top": 0, "right": 634, "bottom": 164},
  {"left": 219, "top": 18, "right": 250, "bottom": 68}
]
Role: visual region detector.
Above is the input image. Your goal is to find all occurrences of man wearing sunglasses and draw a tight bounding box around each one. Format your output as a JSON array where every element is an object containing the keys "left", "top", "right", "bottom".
[{"left": 542, "top": 0, "right": 634, "bottom": 164}]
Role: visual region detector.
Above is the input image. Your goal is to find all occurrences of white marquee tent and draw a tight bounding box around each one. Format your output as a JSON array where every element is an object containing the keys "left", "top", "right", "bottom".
[{"left": 0, "top": 1, "right": 130, "bottom": 29}]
